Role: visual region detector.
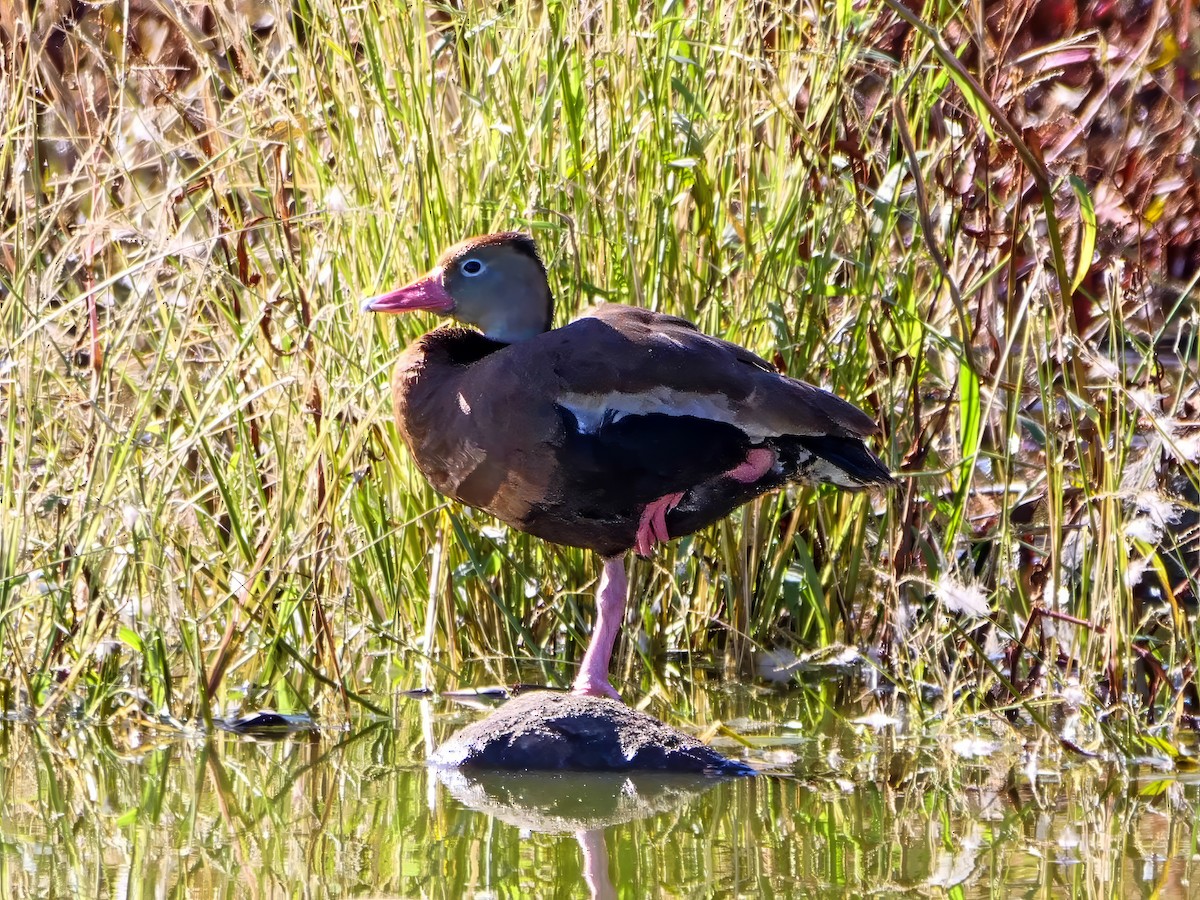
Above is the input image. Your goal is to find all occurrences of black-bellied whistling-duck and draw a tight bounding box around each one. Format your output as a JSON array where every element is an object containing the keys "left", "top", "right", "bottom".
[{"left": 363, "top": 232, "right": 893, "bottom": 699}]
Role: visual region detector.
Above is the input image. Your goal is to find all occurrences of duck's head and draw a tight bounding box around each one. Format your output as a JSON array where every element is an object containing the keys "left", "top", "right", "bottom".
[{"left": 361, "top": 232, "right": 553, "bottom": 343}]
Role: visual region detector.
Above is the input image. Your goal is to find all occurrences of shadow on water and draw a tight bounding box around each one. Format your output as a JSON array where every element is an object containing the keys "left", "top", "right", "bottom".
[{"left": 1, "top": 682, "right": 1199, "bottom": 898}]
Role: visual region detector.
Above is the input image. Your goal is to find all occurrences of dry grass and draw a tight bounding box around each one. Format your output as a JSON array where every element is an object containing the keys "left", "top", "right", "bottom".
[{"left": 1, "top": 0, "right": 1198, "bottom": 756}]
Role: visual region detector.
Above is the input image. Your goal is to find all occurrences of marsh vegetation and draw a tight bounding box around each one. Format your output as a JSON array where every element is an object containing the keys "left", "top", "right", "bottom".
[{"left": 3, "top": 0, "right": 1198, "bottom": 765}]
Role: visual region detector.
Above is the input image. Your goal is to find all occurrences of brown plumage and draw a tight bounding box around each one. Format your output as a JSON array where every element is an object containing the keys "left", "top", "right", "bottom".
[{"left": 364, "top": 232, "right": 892, "bottom": 699}]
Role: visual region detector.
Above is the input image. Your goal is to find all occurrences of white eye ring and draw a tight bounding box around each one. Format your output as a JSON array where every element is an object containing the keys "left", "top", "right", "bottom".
[{"left": 460, "top": 258, "right": 486, "bottom": 276}]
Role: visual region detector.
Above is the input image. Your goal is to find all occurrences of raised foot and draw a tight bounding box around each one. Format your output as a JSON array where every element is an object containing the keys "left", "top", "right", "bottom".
[
  {"left": 635, "top": 491, "right": 685, "bottom": 557},
  {"left": 726, "top": 447, "right": 776, "bottom": 483},
  {"left": 571, "top": 675, "right": 622, "bottom": 702}
]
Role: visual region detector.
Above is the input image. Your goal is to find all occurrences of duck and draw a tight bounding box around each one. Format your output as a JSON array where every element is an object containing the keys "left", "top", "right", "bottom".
[{"left": 362, "top": 232, "right": 893, "bottom": 700}]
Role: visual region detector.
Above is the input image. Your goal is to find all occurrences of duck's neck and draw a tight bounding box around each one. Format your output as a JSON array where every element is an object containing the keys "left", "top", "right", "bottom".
[{"left": 473, "top": 287, "right": 554, "bottom": 343}]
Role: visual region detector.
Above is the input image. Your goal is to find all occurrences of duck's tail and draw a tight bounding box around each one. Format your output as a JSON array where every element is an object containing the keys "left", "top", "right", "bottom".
[{"left": 775, "top": 434, "right": 895, "bottom": 489}]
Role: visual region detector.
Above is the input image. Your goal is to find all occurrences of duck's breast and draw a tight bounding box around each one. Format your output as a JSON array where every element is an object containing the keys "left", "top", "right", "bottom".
[{"left": 394, "top": 335, "right": 568, "bottom": 531}]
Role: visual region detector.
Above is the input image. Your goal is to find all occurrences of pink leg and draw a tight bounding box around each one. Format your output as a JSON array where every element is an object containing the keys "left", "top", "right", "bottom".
[
  {"left": 577, "top": 829, "right": 615, "bottom": 900},
  {"left": 635, "top": 491, "right": 684, "bottom": 557},
  {"left": 632, "top": 448, "right": 776, "bottom": 557},
  {"left": 572, "top": 557, "right": 628, "bottom": 700},
  {"left": 726, "top": 447, "right": 775, "bottom": 483}
]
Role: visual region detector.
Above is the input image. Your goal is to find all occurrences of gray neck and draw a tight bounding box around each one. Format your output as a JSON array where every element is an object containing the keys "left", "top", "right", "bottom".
[{"left": 475, "top": 290, "right": 553, "bottom": 343}]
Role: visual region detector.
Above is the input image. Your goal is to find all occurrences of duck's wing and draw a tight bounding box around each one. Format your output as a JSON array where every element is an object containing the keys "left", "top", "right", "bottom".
[{"left": 548, "top": 304, "right": 881, "bottom": 442}]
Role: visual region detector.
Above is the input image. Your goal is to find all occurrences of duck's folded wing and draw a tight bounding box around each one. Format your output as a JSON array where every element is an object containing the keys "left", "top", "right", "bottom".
[{"left": 548, "top": 306, "right": 880, "bottom": 442}]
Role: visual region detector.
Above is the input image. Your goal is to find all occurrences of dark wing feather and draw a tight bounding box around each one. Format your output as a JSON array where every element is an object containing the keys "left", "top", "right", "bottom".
[
  {"left": 555, "top": 306, "right": 880, "bottom": 439},
  {"left": 554, "top": 408, "right": 751, "bottom": 517}
]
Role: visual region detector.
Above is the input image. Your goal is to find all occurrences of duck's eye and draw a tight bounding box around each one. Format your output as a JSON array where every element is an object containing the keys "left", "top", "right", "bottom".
[{"left": 460, "top": 258, "right": 486, "bottom": 276}]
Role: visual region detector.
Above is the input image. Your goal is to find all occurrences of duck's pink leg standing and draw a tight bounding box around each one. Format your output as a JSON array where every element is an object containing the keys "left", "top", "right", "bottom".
[{"left": 572, "top": 557, "right": 628, "bottom": 700}]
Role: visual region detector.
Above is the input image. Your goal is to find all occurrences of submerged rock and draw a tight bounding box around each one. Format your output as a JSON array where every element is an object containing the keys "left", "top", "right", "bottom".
[
  {"left": 429, "top": 690, "right": 755, "bottom": 775},
  {"left": 215, "top": 711, "right": 319, "bottom": 738}
]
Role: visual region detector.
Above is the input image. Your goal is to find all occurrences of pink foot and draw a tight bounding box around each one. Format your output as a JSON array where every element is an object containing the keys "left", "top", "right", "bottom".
[
  {"left": 635, "top": 491, "right": 685, "bottom": 557},
  {"left": 726, "top": 447, "right": 775, "bottom": 483},
  {"left": 571, "top": 675, "right": 622, "bottom": 701}
]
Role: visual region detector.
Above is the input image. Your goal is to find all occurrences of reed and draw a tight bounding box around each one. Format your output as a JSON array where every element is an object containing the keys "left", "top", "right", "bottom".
[{"left": 2, "top": 0, "right": 1194, "bottom": 752}]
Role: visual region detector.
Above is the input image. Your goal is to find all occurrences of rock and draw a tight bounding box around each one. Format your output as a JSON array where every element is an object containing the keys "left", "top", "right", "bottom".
[
  {"left": 215, "top": 711, "right": 318, "bottom": 737},
  {"left": 428, "top": 690, "right": 756, "bottom": 775}
]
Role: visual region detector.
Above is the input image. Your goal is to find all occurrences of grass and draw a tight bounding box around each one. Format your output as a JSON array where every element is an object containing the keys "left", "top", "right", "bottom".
[{"left": 1, "top": 0, "right": 1197, "bottom": 754}]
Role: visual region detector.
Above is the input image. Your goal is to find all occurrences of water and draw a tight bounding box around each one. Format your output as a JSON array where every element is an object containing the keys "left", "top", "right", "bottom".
[{"left": 1, "top": 683, "right": 1197, "bottom": 898}]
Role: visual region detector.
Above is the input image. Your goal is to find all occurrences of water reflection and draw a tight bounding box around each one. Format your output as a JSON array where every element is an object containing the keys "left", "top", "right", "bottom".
[
  {"left": 434, "top": 769, "right": 724, "bottom": 832},
  {"left": 434, "top": 769, "right": 728, "bottom": 900},
  {"left": 0, "top": 689, "right": 1197, "bottom": 898}
]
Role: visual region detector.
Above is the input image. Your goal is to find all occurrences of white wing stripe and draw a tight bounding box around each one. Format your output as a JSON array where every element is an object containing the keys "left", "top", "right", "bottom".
[{"left": 557, "top": 388, "right": 776, "bottom": 442}]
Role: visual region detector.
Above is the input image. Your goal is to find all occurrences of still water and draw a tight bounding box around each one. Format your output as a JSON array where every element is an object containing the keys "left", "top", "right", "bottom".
[{"left": 0, "top": 678, "right": 1196, "bottom": 898}]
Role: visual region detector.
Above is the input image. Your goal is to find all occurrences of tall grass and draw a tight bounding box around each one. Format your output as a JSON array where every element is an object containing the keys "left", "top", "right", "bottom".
[{"left": 1, "top": 0, "right": 1195, "bottom": 749}]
